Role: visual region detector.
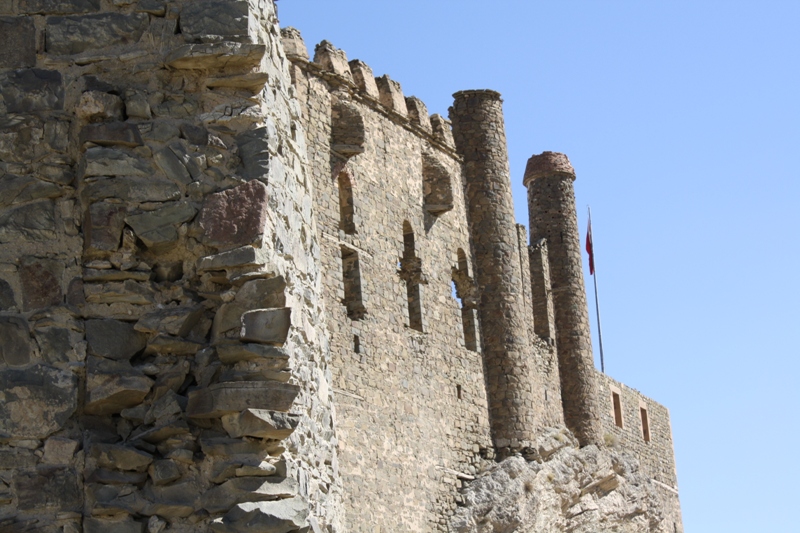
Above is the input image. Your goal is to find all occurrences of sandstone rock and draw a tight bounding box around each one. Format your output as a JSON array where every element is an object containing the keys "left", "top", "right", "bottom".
[
  {"left": 124, "top": 90, "right": 152, "bottom": 119},
  {"left": 135, "top": 306, "right": 205, "bottom": 337},
  {"left": 187, "top": 381, "right": 300, "bottom": 418},
  {"left": 80, "top": 121, "right": 144, "bottom": 148},
  {"left": 0, "top": 315, "right": 32, "bottom": 367},
  {"left": 85, "top": 201, "right": 127, "bottom": 254},
  {"left": 181, "top": 0, "right": 251, "bottom": 43},
  {"left": 143, "top": 481, "right": 198, "bottom": 518},
  {"left": 216, "top": 343, "right": 289, "bottom": 367},
  {"left": 0, "top": 200, "right": 56, "bottom": 243},
  {"left": 125, "top": 202, "right": 197, "bottom": 250},
  {"left": 199, "top": 180, "right": 269, "bottom": 249},
  {"left": 77, "top": 90, "right": 125, "bottom": 122},
  {"left": 153, "top": 146, "right": 192, "bottom": 185},
  {"left": 210, "top": 497, "right": 309, "bottom": 533},
  {"left": 202, "top": 476, "right": 299, "bottom": 514},
  {"left": 144, "top": 334, "right": 203, "bottom": 356},
  {"left": 0, "top": 175, "right": 61, "bottom": 209},
  {"left": 240, "top": 308, "right": 291, "bottom": 345},
  {"left": 19, "top": 256, "right": 63, "bottom": 310},
  {"left": 0, "top": 364, "right": 77, "bottom": 438},
  {"left": 91, "top": 443, "right": 153, "bottom": 471},
  {"left": 213, "top": 278, "right": 286, "bottom": 337},
  {"left": 84, "top": 147, "right": 152, "bottom": 177},
  {"left": 15, "top": 466, "right": 81, "bottom": 511},
  {"left": 165, "top": 42, "right": 266, "bottom": 70},
  {"left": 0, "top": 69, "right": 64, "bottom": 113},
  {"left": 45, "top": 12, "right": 148, "bottom": 55},
  {"left": 197, "top": 245, "right": 268, "bottom": 272},
  {"left": 85, "top": 361, "right": 153, "bottom": 415},
  {"left": 42, "top": 437, "right": 79, "bottom": 464},
  {"left": 84, "top": 517, "right": 145, "bottom": 533},
  {"left": 19, "top": 0, "right": 99, "bottom": 14},
  {"left": 221, "top": 409, "right": 300, "bottom": 439},
  {"left": 84, "top": 176, "right": 181, "bottom": 203},
  {"left": 148, "top": 459, "right": 182, "bottom": 485},
  {"left": 84, "top": 280, "right": 156, "bottom": 305},
  {"left": 0, "top": 16, "right": 36, "bottom": 68}
]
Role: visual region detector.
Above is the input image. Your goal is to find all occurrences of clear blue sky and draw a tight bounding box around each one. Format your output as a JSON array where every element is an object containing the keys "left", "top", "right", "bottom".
[{"left": 278, "top": 2, "right": 800, "bottom": 530}]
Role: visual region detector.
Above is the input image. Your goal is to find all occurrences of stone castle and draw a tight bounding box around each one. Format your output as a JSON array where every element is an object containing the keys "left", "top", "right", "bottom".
[{"left": 0, "top": 0, "right": 682, "bottom": 531}]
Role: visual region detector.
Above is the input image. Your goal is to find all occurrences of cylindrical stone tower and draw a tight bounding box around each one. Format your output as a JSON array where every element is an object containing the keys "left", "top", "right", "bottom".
[
  {"left": 450, "top": 90, "right": 542, "bottom": 453},
  {"left": 523, "top": 151, "right": 602, "bottom": 446}
]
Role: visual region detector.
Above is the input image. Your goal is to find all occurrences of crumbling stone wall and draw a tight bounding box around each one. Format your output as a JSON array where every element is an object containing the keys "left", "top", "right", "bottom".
[
  {"left": 284, "top": 33, "right": 495, "bottom": 532},
  {"left": 595, "top": 371, "right": 683, "bottom": 532},
  {"left": 0, "top": 0, "right": 340, "bottom": 531}
]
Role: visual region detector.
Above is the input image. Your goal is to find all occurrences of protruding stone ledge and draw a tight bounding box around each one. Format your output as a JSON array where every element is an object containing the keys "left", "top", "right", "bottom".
[
  {"left": 186, "top": 381, "right": 300, "bottom": 418},
  {"left": 280, "top": 27, "right": 308, "bottom": 60},
  {"left": 221, "top": 409, "right": 300, "bottom": 439},
  {"left": 523, "top": 151, "right": 576, "bottom": 186},
  {"left": 165, "top": 42, "right": 266, "bottom": 70},
  {"left": 375, "top": 75, "right": 407, "bottom": 116},
  {"left": 216, "top": 343, "right": 289, "bottom": 367},
  {"left": 313, "top": 40, "right": 352, "bottom": 81},
  {"left": 180, "top": 0, "right": 252, "bottom": 44},
  {"left": 197, "top": 246, "right": 267, "bottom": 272},
  {"left": 240, "top": 307, "right": 291, "bottom": 345}
]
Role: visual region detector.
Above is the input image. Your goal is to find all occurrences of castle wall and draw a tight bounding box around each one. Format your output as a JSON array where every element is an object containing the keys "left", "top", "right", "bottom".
[
  {"left": 0, "top": 1, "right": 340, "bottom": 531},
  {"left": 286, "top": 37, "right": 494, "bottom": 532},
  {"left": 595, "top": 371, "right": 683, "bottom": 532}
]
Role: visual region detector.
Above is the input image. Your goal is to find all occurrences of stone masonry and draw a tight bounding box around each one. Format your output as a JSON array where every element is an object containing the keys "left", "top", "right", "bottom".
[{"left": 0, "top": 1, "right": 682, "bottom": 532}]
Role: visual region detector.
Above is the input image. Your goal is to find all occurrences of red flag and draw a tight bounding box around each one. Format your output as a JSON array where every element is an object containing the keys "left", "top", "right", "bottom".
[{"left": 586, "top": 217, "right": 595, "bottom": 275}]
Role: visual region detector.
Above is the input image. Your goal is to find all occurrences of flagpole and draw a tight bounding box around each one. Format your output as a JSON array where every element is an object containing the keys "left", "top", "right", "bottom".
[{"left": 588, "top": 206, "right": 606, "bottom": 373}]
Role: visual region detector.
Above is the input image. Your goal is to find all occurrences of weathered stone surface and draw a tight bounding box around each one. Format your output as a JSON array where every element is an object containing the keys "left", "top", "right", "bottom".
[
  {"left": 84, "top": 147, "right": 152, "bottom": 177},
  {"left": 83, "top": 268, "right": 152, "bottom": 282},
  {"left": 0, "top": 175, "right": 61, "bottom": 209},
  {"left": 203, "top": 476, "right": 299, "bottom": 514},
  {"left": 148, "top": 459, "right": 181, "bottom": 485},
  {"left": 0, "top": 316, "right": 32, "bottom": 367},
  {"left": 0, "top": 16, "right": 36, "bottom": 68},
  {"left": 0, "top": 280, "right": 15, "bottom": 310},
  {"left": 313, "top": 40, "right": 351, "bottom": 80},
  {"left": 144, "top": 334, "right": 203, "bottom": 355},
  {"left": 84, "top": 176, "right": 181, "bottom": 203},
  {"left": 86, "top": 319, "right": 147, "bottom": 360},
  {"left": 42, "top": 437, "right": 79, "bottom": 464},
  {"left": 125, "top": 202, "right": 197, "bottom": 250},
  {"left": 181, "top": 0, "right": 251, "bottom": 44},
  {"left": 236, "top": 127, "right": 271, "bottom": 181},
  {"left": 348, "top": 59, "right": 379, "bottom": 99},
  {"left": 35, "top": 326, "right": 73, "bottom": 363},
  {"left": 143, "top": 481, "right": 198, "bottom": 518},
  {"left": 0, "top": 200, "right": 56, "bottom": 242},
  {"left": 375, "top": 75, "right": 407, "bottom": 116},
  {"left": 279, "top": 27, "right": 308, "bottom": 59},
  {"left": 45, "top": 12, "right": 148, "bottom": 55},
  {"left": 85, "top": 361, "right": 153, "bottom": 415},
  {"left": 240, "top": 308, "right": 291, "bottom": 345},
  {"left": 84, "top": 280, "right": 155, "bottom": 304},
  {"left": 15, "top": 466, "right": 81, "bottom": 511},
  {"left": 19, "top": 0, "right": 99, "bottom": 14},
  {"left": 199, "top": 180, "right": 269, "bottom": 249},
  {"left": 165, "top": 42, "right": 266, "bottom": 70},
  {"left": 206, "top": 72, "right": 270, "bottom": 93},
  {"left": 0, "top": 69, "right": 64, "bottom": 113},
  {"left": 214, "top": 278, "right": 286, "bottom": 338},
  {"left": 0, "top": 447, "right": 38, "bottom": 469},
  {"left": 19, "top": 256, "right": 63, "bottom": 310},
  {"left": 81, "top": 122, "right": 144, "bottom": 148},
  {"left": 84, "top": 517, "right": 145, "bottom": 533},
  {"left": 216, "top": 343, "right": 289, "bottom": 367},
  {"left": 77, "top": 91, "right": 125, "bottom": 122},
  {"left": 85, "top": 201, "right": 127, "bottom": 254},
  {"left": 135, "top": 306, "right": 204, "bottom": 337},
  {"left": 210, "top": 497, "right": 309, "bottom": 533},
  {"left": 221, "top": 409, "right": 300, "bottom": 439},
  {"left": 196, "top": 245, "right": 267, "bottom": 272},
  {"left": 187, "top": 381, "right": 300, "bottom": 418},
  {"left": 153, "top": 146, "right": 192, "bottom": 185},
  {"left": 0, "top": 364, "right": 78, "bottom": 438},
  {"left": 91, "top": 443, "right": 153, "bottom": 471}
]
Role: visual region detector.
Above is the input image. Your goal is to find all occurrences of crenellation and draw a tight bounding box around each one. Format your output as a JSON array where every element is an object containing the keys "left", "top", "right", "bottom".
[
  {"left": 313, "top": 40, "right": 353, "bottom": 81},
  {"left": 348, "top": 59, "right": 380, "bottom": 99},
  {"left": 280, "top": 26, "right": 309, "bottom": 60},
  {"left": 374, "top": 74, "right": 408, "bottom": 116},
  {"left": 405, "top": 96, "right": 432, "bottom": 132},
  {"left": 430, "top": 113, "right": 455, "bottom": 147}
]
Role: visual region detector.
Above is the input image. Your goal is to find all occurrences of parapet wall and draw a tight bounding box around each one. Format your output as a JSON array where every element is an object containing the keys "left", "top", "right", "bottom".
[{"left": 0, "top": 0, "right": 340, "bottom": 531}]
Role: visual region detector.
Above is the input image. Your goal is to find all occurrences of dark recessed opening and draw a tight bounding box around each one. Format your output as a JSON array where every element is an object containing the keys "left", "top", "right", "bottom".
[
  {"left": 640, "top": 407, "right": 651, "bottom": 443},
  {"left": 612, "top": 392, "right": 623, "bottom": 428}
]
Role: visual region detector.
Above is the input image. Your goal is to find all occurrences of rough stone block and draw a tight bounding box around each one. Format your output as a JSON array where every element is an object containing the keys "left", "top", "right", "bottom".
[
  {"left": 0, "top": 200, "right": 56, "bottom": 243},
  {"left": 313, "top": 40, "right": 352, "bottom": 80},
  {"left": 135, "top": 306, "right": 204, "bottom": 337},
  {"left": 0, "top": 315, "right": 33, "bottom": 367},
  {"left": 375, "top": 75, "right": 407, "bottom": 116},
  {"left": 199, "top": 180, "right": 269, "bottom": 250},
  {"left": 153, "top": 146, "right": 192, "bottom": 185},
  {"left": 0, "top": 448, "right": 38, "bottom": 469},
  {"left": 84, "top": 147, "right": 152, "bottom": 177},
  {"left": 15, "top": 466, "right": 81, "bottom": 511},
  {"left": 202, "top": 476, "right": 299, "bottom": 514},
  {"left": 45, "top": 12, "right": 148, "bottom": 55},
  {"left": 213, "top": 278, "right": 286, "bottom": 338},
  {"left": 76, "top": 91, "right": 125, "bottom": 122},
  {"left": 143, "top": 481, "right": 198, "bottom": 518},
  {"left": 42, "top": 437, "right": 79, "bottom": 464},
  {"left": 196, "top": 245, "right": 266, "bottom": 272},
  {"left": 19, "top": 256, "right": 63, "bottom": 311},
  {"left": 86, "top": 319, "right": 147, "bottom": 360},
  {"left": 216, "top": 343, "right": 289, "bottom": 367},
  {"left": 187, "top": 381, "right": 300, "bottom": 418},
  {"left": 124, "top": 202, "right": 197, "bottom": 250},
  {"left": 405, "top": 96, "right": 432, "bottom": 132},
  {"left": 80, "top": 122, "right": 143, "bottom": 148},
  {"left": 0, "top": 175, "right": 61, "bottom": 209},
  {"left": 0, "top": 364, "right": 78, "bottom": 438},
  {"left": 240, "top": 307, "right": 292, "bottom": 345},
  {"left": 148, "top": 459, "right": 182, "bottom": 485},
  {"left": 85, "top": 201, "right": 127, "bottom": 254},
  {"left": 181, "top": 0, "right": 251, "bottom": 44},
  {"left": 19, "top": 0, "right": 99, "bottom": 13},
  {"left": 0, "top": 69, "right": 64, "bottom": 113},
  {"left": 0, "top": 280, "right": 15, "bottom": 310},
  {"left": 280, "top": 27, "right": 308, "bottom": 59},
  {"left": 144, "top": 334, "right": 203, "bottom": 356},
  {"left": 36, "top": 326, "right": 74, "bottom": 363},
  {"left": 0, "top": 17, "right": 36, "bottom": 68},
  {"left": 210, "top": 497, "right": 309, "bottom": 533},
  {"left": 199, "top": 437, "right": 271, "bottom": 457},
  {"left": 165, "top": 42, "right": 266, "bottom": 70},
  {"left": 84, "top": 517, "right": 144, "bottom": 533},
  {"left": 83, "top": 280, "right": 156, "bottom": 304},
  {"left": 90, "top": 443, "right": 153, "bottom": 472},
  {"left": 430, "top": 114, "right": 455, "bottom": 147},
  {"left": 236, "top": 127, "right": 271, "bottom": 181},
  {"left": 348, "top": 60, "right": 379, "bottom": 99},
  {"left": 84, "top": 176, "right": 181, "bottom": 204},
  {"left": 221, "top": 409, "right": 300, "bottom": 439},
  {"left": 85, "top": 362, "right": 153, "bottom": 415}
]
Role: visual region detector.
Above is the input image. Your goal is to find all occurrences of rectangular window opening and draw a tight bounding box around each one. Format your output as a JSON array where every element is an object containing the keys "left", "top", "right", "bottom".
[
  {"left": 407, "top": 282, "right": 423, "bottom": 332},
  {"left": 640, "top": 407, "right": 651, "bottom": 442},
  {"left": 612, "top": 391, "right": 623, "bottom": 428},
  {"left": 353, "top": 334, "right": 361, "bottom": 354},
  {"left": 341, "top": 246, "right": 365, "bottom": 320},
  {"left": 456, "top": 384, "right": 462, "bottom": 400}
]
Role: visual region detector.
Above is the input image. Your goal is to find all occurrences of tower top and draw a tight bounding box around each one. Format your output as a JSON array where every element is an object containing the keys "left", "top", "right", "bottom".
[{"left": 523, "top": 151, "right": 575, "bottom": 186}]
